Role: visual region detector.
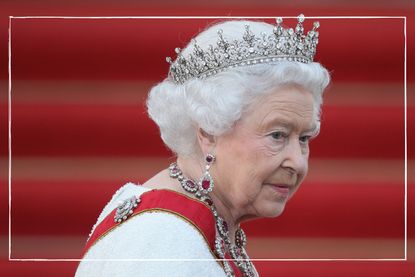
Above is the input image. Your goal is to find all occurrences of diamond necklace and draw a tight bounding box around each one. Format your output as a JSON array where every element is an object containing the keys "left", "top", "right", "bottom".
[{"left": 168, "top": 162, "right": 256, "bottom": 277}]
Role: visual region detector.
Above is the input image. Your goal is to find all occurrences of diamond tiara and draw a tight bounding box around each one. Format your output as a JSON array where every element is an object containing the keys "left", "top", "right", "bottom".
[{"left": 166, "top": 14, "right": 320, "bottom": 84}]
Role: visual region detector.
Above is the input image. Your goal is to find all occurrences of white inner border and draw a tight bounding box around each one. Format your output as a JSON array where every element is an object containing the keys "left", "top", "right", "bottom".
[{"left": 8, "top": 15, "right": 408, "bottom": 262}]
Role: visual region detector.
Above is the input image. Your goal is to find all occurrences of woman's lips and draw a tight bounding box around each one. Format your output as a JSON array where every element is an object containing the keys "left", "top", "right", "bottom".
[{"left": 269, "top": 184, "right": 291, "bottom": 197}]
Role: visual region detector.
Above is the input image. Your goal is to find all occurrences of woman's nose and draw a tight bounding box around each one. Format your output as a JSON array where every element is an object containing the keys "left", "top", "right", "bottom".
[{"left": 281, "top": 138, "right": 308, "bottom": 175}]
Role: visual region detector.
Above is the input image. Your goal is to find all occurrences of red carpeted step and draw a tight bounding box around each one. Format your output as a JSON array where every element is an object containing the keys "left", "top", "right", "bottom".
[
  {"left": 5, "top": 104, "right": 411, "bottom": 159},
  {"left": 9, "top": 18, "right": 406, "bottom": 83},
  {"left": 0, "top": 260, "right": 77, "bottom": 277},
  {"left": 9, "top": 180, "right": 409, "bottom": 238}
]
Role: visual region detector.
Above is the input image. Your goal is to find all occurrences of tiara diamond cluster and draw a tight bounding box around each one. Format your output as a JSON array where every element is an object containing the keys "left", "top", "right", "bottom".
[{"left": 166, "top": 14, "right": 320, "bottom": 84}]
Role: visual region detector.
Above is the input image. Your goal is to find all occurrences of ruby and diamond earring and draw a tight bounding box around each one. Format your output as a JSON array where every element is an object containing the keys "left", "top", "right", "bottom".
[{"left": 196, "top": 153, "right": 215, "bottom": 196}]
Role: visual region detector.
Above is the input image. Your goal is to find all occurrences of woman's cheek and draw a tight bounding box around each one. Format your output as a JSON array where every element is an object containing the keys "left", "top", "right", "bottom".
[{"left": 257, "top": 138, "right": 284, "bottom": 157}]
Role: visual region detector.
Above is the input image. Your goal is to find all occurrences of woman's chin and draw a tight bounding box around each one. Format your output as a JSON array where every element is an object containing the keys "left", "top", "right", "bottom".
[{"left": 261, "top": 202, "right": 286, "bottom": 218}]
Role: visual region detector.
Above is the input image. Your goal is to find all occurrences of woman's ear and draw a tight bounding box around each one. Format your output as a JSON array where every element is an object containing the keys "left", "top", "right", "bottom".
[{"left": 196, "top": 128, "right": 216, "bottom": 154}]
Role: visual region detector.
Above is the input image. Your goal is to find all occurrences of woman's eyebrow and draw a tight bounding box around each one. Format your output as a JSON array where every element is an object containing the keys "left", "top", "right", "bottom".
[
  {"left": 261, "top": 115, "right": 316, "bottom": 130},
  {"left": 259, "top": 117, "right": 292, "bottom": 131}
]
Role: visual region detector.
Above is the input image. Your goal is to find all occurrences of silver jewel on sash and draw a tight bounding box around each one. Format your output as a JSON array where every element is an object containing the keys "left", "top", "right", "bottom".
[{"left": 114, "top": 195, "right": 141, "bottom": 223}]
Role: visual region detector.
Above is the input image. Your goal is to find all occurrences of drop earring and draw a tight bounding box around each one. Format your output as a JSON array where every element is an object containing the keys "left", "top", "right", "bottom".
[{"left": 198, "top": 153, "right": 215, "bottom": 196}]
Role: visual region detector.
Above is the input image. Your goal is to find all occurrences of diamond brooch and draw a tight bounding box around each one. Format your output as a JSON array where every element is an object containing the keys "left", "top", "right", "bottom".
[{"left": 114, "top": 196, "right": 141, "bottom": 223}]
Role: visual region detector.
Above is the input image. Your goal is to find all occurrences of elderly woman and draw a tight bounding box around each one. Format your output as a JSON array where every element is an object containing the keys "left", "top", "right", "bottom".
[{"left": 76, "top": 15, "right": 330, "bottom": 277}]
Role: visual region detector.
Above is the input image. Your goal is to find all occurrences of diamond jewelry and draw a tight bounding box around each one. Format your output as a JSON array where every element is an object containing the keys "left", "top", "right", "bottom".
[
  {"left": 114, "top": 195, "right": 141, "bottom": 223},
  {"left": 166, "top": 14, "right": 320, "bottom": 84},
  {"left": 168, "top": 162, "right": 255, "bottom": 277},
  {"left": 169, "top": 163, "right": 198, "bottom": 193},
  {"left": 197, "top": 153, "right": 215, "bottom": 196}
]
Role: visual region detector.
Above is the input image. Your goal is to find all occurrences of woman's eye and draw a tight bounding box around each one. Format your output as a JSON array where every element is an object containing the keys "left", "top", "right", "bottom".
[
  {"left": 270, "top": 131, "right": 284, "bottom": 140},
  {"left": 299, "top": 135, "right": 311, "bottom": 144}
]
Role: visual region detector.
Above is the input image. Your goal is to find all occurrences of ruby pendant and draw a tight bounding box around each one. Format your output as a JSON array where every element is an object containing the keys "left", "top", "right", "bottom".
[{"left": 199, "top": 172, "right": 214, "bottom": 194}]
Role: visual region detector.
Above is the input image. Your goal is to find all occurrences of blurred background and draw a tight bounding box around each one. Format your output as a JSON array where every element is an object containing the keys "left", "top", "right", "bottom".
[{"left": 0, "top": 1, "right": 414, "bottom": 276}]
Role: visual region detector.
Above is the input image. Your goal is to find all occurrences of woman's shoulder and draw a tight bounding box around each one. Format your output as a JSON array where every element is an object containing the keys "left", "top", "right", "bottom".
[
  {"left": 94, "top": 182, "right": 151, "bottom": 226},
  {"left": 84, "top": 207, "right": 215, "bottom": 259},
  {"left": 86, "top": 185, "right": 216, "bottom": 255},
  {"left": 78, "top": 209, "right": 224, "bottom": 276},
  {"left": 77, "top": 184, "right": 224, "bottom": 276},
  {"left": 92, "top": 182, "right": 214, "bottom": 236}
]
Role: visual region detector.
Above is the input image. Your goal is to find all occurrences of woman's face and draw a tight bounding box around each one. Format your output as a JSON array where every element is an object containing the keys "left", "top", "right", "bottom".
[{"left": 212, "top": 84, "right": 318, "bottom": 221}]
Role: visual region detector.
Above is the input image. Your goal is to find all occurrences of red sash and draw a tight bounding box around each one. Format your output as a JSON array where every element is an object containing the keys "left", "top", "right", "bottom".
[{"left": 82, "top": 188, "right": 242, "bottom": 277}]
